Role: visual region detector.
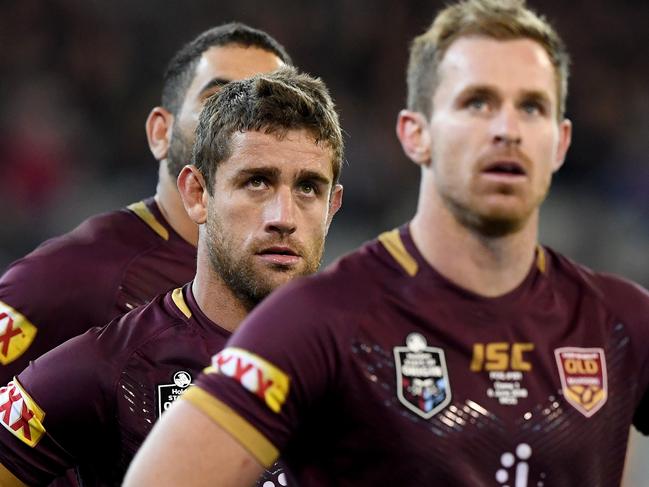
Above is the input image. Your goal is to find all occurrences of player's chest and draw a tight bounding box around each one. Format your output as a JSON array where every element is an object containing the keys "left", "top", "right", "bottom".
[
  {"left": 342, "top": 304, "right": 638, "bottom": 485},
  {"left": 115, "top": 334, "right": 226, "bottom": 436}
]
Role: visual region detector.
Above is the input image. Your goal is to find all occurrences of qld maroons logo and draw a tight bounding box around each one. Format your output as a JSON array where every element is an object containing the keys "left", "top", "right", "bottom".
[
  {"left": 394, "top": 333, "right": 451, "bottom": 419},
  {"left": 554, "top": 347, "right": 607, "bottom": 417}
]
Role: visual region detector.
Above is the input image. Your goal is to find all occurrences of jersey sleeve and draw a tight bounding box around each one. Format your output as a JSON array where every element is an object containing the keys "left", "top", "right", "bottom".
[
  {"left": 185, "top": 277, "right": 345, "bottom": 468},
  {"left": 0, "top": 328, "right": 115, "bottom": 485},
  {"left": 0, "top": 243, "right": 117, "bottom": 383},
  {"left": 594, "top": 273, "right": 649, "bottom": 434}
]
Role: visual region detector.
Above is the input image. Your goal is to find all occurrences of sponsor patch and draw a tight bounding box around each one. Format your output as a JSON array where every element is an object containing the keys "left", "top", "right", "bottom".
[
  {"left": 0, "top": 301, "right": 38, "bottom": 365},
  {"left": 394, "top": 333, "right": 451, "bottom": 419},
  {"left": 209, "top": 348, "right": 289, "bottom": 413},
  {"left": 157, "top": 371, "right": 193, "bottom": 416},
  {"left": 0, "top": 379, "right": 45, "bottom": 447},
  {"left": 554, "top": 347, "right": 607, "bottom": 417}
]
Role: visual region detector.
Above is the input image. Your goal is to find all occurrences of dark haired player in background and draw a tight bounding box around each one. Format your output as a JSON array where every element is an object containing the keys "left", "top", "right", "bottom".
[
  {"left": 0, "top": 22, "right": 291, "bottom": 382},
  {"left": 126, "top": 1, "right": 649, "bottom": 486},
  {"left": 0, "top": 67, "right": 343, "bottom": 486}
]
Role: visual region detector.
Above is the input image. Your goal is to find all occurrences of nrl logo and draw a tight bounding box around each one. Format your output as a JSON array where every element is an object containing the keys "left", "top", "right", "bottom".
[
  {"left": 554, "top": 347, "right": 607, "bottom": 418},
  {"left": 394, "top": 333, "right": 451, "bottom": 419}
]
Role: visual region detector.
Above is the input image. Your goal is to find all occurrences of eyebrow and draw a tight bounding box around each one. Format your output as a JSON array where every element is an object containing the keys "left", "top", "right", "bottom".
[
  {"left": 457, "top": 85, "right": 553, "bottom": 107},
  {"left": 198, "top": 78, "right": 231, "bottom": 97},
  {"left": 236, "top": 167, "right": 331, "bottom": 185},
  {"left": 295, "top": 169, "right": 331, "bottom": 186},
  {"left": 518, "top": 89, "right": 552, "bottom": 106}
]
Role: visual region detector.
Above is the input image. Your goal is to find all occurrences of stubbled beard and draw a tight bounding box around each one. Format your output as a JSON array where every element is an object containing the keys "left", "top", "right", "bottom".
[
  {"left": 166, "top": 124, "right": 193, "bottom": 180},
  {"left": 441, "top": 193, "right": 527, "bottom": 238},
  {"left": 205, "top": 213, "right": 323, "bottom": 311}
]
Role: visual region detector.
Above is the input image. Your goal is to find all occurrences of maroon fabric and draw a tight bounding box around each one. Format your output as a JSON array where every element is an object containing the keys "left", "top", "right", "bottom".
[
  {"left": 0, "top": 285, "right": 291, "bottom": 487},
  {"left": 196, "top": 224, "right": 649, "bottom": 487},
  {"left": 0, "top": 197, "right": 196, "bottom": 383},
  {"left": 0, "top": 285, "right": 219, "bottom": 485}
]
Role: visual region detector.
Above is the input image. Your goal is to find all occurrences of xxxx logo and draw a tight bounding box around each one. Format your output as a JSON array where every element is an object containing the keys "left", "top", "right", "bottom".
[
  {"left": 0, "top": 301, "right": 38, "bottom": 365},
  {"left": 555, "top": 347, "right": 607, "bottom": 418},
  {"left": 0, "top": 380, "right": 46, "bottom": 447},
  {"left": 210, "top": 348, "right": 289, "bottom": 413}
]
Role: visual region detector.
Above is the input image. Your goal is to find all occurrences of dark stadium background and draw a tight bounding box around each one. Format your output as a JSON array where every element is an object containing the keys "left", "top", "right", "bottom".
[{"left": 0, "top": 2, "right": 648, "bottom": 482}]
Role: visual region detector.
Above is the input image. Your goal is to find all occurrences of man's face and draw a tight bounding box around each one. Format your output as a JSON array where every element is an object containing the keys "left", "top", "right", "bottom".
[
  {"left": 204, "top": 129, "right": 341, "bottom": 310},
  {"left": 427, "top": 36, "right": 571, "bottom": 235},
  {"left": 167, "top": 45, "right": 285, "bottom": 178}
]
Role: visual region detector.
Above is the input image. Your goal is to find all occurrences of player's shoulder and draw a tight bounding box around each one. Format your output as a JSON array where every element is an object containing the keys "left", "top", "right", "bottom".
[
  {"left": 0, "top": 199, "right": 169, "bottom": 297},
  {"left": 547, "top": 247, "right": 649, "bottom": 319},
  {"left": 87, "top": 289, "right": 189, "bottom": 362}
]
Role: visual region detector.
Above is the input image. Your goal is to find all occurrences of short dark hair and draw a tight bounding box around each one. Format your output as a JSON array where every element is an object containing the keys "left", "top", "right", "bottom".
[
  {"left": 407, "top": 0, "right": 570, "bottom": 119},
  {"left": 161, "top": 22, "right": 293, "bottom": 116},
  {"left": 193, "top": 67, "right": 343, "bottom": 194}
]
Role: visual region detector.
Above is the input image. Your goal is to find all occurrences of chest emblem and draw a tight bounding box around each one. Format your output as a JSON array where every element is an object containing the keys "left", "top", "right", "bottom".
[
  {"left": 554, "top": 347, "right": 607, "bottom": 417},
  {"left": 394, "top": 333, "right": 451, "bottom": 419},
  {"left": 156, "top": 371, "right": 193, "bottom": 417}
]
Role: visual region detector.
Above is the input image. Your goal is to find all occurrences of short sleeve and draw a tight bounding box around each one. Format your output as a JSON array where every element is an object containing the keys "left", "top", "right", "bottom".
[
  {"left": 185, "top": 277, "right": 345, "bottom": 467},
  {"left": 0, "top": 329, "right": 114, "bottom": 485}
]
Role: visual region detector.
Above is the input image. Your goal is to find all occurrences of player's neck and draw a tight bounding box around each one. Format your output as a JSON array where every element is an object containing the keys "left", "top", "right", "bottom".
[
  {"left": 191, "top": 251, "right": 248, "bottom": 333},
  {"left": 411, "top": 192, "right": 538, "bottom": 298},
  {"left": 154, "top": 163, "right": 199, "bottom": 246}
]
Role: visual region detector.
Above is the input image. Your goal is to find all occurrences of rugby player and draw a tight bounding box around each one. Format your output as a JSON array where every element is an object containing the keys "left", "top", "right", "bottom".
[
  {"left": 0, "top": 23, "right": 291, "bottom": 382},
  {"left": 0, "top": 67, "right": 343, "bottom": 486},
  {"left": 125, "top": 1, "right": 649, "bottom": 486}
]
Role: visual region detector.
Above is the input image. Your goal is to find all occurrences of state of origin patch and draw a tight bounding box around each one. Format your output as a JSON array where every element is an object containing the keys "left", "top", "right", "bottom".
[{"left": 394, "top": 333, "right": 451, "bottom": 419}]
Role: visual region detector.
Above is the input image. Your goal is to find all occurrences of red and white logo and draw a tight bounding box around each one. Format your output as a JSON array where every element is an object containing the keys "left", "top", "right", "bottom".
[
  {"left": 0, "top": 379, "right": 46, "bottom": 447},
  {"left": 554, "top": 347, "right": 607, "bottom": 417},
  {"left": 210, "top": 347, "right": 289, "bottom": 413},
  {"left": 0, "top": 301, "right": 38, "bottom": 365}
]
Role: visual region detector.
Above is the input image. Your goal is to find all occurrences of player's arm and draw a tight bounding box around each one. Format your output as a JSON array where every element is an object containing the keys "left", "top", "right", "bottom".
[
  {"left": 124, "top": 399, "right": 263, "bottom": 487},
  {"left": 0, "top": 330, "right": 110, "bottom": 485},
  {"left": 0, "top": 462, "right": 27, "bottom": 487}
]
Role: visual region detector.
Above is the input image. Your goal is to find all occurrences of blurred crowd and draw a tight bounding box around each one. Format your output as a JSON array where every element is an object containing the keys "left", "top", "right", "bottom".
[{"left": 0, "top": 0, "right": 648, "bottom": 286}]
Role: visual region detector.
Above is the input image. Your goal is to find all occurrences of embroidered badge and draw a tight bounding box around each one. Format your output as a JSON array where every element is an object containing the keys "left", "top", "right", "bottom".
[
  {"left": 394, "top": 333, "right": 451, "bottom": 419},
  {"left": 554, "top": 347, "right": 607, "bottom": 417},
  {"left": 157, "top": 371, "right": 193, "bottom": 416}
]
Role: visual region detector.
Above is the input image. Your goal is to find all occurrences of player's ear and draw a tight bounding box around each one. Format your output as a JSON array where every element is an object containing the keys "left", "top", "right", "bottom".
[
  {"left": 177, "top": 165, "right": 208, "bottom": 225},
  {"left": 146, "top": 106, "right": 173, "bottom": 161},
  {"left": 396, "top": 109, "right": 432, "bottom": 167},
  {"left": 325, "top": 184, "right": 343, "bottom": 231},
  {"left": 553, "top": 118, "right": 572, "bottom": 172}
]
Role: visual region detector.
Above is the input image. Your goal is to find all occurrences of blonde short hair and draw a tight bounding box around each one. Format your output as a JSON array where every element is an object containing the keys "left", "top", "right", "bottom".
[{"left": 407, "top": 0, "right": 570, "bottom": 119}]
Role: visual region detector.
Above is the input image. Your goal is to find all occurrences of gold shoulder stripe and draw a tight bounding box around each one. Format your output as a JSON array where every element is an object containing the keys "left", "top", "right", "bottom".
[
  {"left": 378, "top": 229, "right": 418, "bottom": 277},
  {"left": 183, "top": 386, "right": 279, "bottom": 468},
  {"left": 536, "top": 245, "right": 546, "bottom": 274},
  {"left": 0, "top": 301, "right": 38, "bottom": 365},
  {"left": 127, "top": 201, "right": 169, "bottom": 241},
  {"left": 172, "top": 288, "right": 192, "bottom": 319},
  {"left": 0, "top": 462, "right": 27, "bottom": 487}
]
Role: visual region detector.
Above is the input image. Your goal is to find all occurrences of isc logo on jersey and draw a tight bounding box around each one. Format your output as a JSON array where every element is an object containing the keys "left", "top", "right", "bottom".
[
  {"left": 0, "top": 301, "right": 38, "bottom": 365},
  {"left": 0, "top": 379, "right": 46, "bottom": 447},
  {"left": 554, "top": 347, "right": 607, "bottom": 417},
  {"left": 209, "top": 348, "right": 289, "bottom": 413}
]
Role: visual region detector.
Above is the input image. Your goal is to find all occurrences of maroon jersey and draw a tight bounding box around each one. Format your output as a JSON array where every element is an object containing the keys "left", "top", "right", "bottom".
[
  {"left": 0, "top": 197, "right": 196, "bottom": 381},
  {"left": 0, "top": 285, "right": 291, "bottom": 486},
  {"left": 188, "top": 224, "right": 649, "bottom": 486}
]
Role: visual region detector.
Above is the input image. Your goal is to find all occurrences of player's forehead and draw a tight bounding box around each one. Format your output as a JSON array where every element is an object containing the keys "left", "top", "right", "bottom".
[
  {"left": 185, "top": 44, "right": 285, "bottom": 102},
  {"left": 435, "top": 36, "right": 558, "bottom": 106},
  {"left": 220, "top": 129, "right": 334, "bottom": 181}
]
